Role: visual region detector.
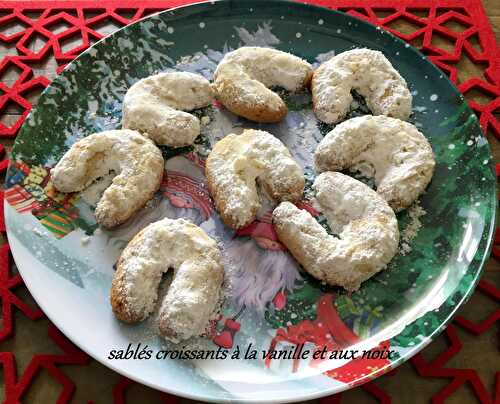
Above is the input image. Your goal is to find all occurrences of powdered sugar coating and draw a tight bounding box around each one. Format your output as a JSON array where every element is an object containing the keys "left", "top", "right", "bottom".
[
  {"left": 314, "top": 115, "right": 435, "bottom": 211},
  {"left": 206, "top": 129, "right": 305, "bottom": 229},
  {"left": 213, "top": 47, "right": 313, "bottom": 122},
  {"left": 123, "top": 72, "right": 214, "bottom": 147},
  {"left": 312, "top": 48, "right": 412, "bottom": 123},
  {"left": 110, "top": 218, "right": 224, "bottom": 343},
  {"left": 52, "top": 129, "right": 164, "bottom": 228},
  {"left": 273, "top": 172, "right": 399, "bottom": 291}
]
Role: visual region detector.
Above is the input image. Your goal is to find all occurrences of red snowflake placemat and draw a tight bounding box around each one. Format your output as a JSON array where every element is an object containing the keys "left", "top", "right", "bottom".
[{"left": 0, "top": 1, "right": 499, "bottom": 403}]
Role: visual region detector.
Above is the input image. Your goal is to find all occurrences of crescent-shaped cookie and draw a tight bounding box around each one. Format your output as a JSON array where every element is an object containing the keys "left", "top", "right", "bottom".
[
  {"left": 312, "top": 48, "right": 412, "bottom": 124},
  {"left": 273, "top": 172, "right": 399, "bottom": 291},
  {"left": 213, "top": 47, "right": 313, "bottom": 123},
  {"left": 206, "top": 129, "right": 305, "bottom": 229},
  {"left": 314, "top": 115, "right": 435, "bottom": 211},
  {"left": 52, "top": 129, "right": 164, "bottom": 228},
  {"left": 123, "top": 71, "right": 214, "bottom": 147},
  {"left": 110, "top": 217, "right": 224, "bottom": 343}
]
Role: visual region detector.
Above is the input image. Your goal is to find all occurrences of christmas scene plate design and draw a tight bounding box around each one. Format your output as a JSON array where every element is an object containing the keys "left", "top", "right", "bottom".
[{"left": 4, "top": 1, "right": 497, "bottom": 402}]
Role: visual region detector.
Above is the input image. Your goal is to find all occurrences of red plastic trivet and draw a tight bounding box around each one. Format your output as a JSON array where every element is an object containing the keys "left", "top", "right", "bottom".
[{"left": 0, "top": 1, "right": 499, "bottom": 403}]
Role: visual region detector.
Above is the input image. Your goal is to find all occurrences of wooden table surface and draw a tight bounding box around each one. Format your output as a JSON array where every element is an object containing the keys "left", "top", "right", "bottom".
[{"left": 0, "top": 2, "right": 499, "bottom": 403}]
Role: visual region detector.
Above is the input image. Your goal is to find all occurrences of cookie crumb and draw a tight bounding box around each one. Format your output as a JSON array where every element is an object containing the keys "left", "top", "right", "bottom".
[
  {"left": 399, "top": 202, "right": 426, "bottom": 255},
  {"left": 33, "top": 228, "right": 43, "bottom": 237}
]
